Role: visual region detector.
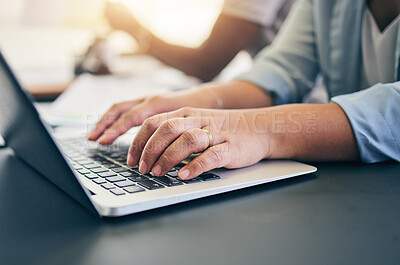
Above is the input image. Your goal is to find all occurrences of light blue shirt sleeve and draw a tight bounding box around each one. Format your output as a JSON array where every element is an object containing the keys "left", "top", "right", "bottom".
[
  {"left": 234, "top": 0, "right": 400, "bottom": 163},
  {"left": 332, "top": 83, "right": 400, "bottom": 163},
  {"left": 236, "top": 0, "right": 319, "bottom": 105}
]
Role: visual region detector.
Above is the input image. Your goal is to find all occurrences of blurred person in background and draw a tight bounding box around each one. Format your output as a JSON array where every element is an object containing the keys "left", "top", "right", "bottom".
[
  {"left": 92, "top": 0, "right": 295, "bottom": 81},
  {"left": 88, "top": 0, "right": 400, "bottom": 181}
]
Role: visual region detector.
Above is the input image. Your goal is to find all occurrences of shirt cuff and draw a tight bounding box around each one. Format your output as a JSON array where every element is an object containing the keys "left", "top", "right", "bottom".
[{"left": 332, "top": 83, "right": 400, "bottom": 163}]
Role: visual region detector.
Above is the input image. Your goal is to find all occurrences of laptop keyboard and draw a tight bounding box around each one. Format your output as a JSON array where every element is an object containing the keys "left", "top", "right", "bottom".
[{"left": 58, "top": 138, "right": 220, "bottom": 196}]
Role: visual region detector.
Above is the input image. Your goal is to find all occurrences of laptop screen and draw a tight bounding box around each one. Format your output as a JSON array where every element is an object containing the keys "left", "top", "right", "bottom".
[{"left": 0, "top": 51, "right": 98, "bottom": 216}]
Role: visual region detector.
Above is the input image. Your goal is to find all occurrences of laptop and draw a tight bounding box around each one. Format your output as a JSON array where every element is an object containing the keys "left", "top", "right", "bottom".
[{"left": 0, "top": 51, "right": 317, "bottom": 217}]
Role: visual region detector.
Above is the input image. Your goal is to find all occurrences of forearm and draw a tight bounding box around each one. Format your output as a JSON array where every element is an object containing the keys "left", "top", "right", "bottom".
[
  {"left": 128, "top": 15, "right": 261, "bottom": 81},
  {"left": 265, "top": 103, "right": 360, "bottom": 161},
  {"left": 127, "top": 25, "right": 225, "bottom": 81},
  {"left": 148, "top": 38, "right": 222, "bottom": 81},
  {"left": 168, "top": 80, "right": 273, "bottom": 110}
]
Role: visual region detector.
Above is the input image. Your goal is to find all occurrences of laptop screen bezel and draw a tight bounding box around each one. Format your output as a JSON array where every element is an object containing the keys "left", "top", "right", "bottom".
[{"left": 0, "top": 51, "right": 100, "bottom": 217}]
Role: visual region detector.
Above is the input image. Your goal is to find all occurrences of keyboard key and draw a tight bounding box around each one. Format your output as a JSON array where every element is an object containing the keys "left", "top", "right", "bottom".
[
  {"left": 78, "top": 169, "right": 91, "bottom": 174},
  {"left": 105, "top": 176, "right": 126, "bottom": 182},
  {"left": 91, "top": 155, "right": 106, "bottom": 162},
  {"left": 127, "top": 175, "right": 149, "bottom": 182},
  {"left": 101, "top": 183, "right": 115, "bottom": 190},
  {"left": 105, "top": 163, "right": 120, "bottom": 168},
  {"left": 108, "top": 153, "right": 121, "bottom": 158},
  {"left": 72, "top": 164, "right": 83, "bottom": 170},
  {"left": 78, "top": 160, "right": 95, "bottom": 165},
  {"left": 182, "top": 177, "right": 202, "bottom": 184},
  {"left": 137, "top": 180, "right": 164, "bottom": 190},
  {"left": 93, "top": 178, "right": 107, "bottom": 184},
  {"left": 74, "top": 156, "right": 90, "bottom": 161},
  {"left": 119, "top": 171, "right": 135, "bottom": 177},
  {"left": 68, "top": 154, "right": 81, "bottom": 159},
  {"left": 112, "top": 167, "right": 128, "bottom": 173},
  {"left": 110, "top": 188, "right": 125, "bottom": 196},
  {"left": 123, "top": 186, "right": 145, "bottom": 193},
  {"left": 99, "top": 151, "right": 113, "bottom": 156},
  {"left": 166, "top": 171, "right": 178, "bottom": 178},
  {"left": 114, "top": 180, "right": 135, "bottom": 188},
  {"left": 84, "top": 173, "right": 98, "bottom": 179},
  {"left": 98, "top": 171, "right": 117, "bottom": 178},
  {"left": 198, "top": 173, "right": 221, "bottom": 181},
  {"left": 153, "top": 176, "right": 183, "bottom": 187},
  {"left": 84, "top": 163, "right": 101, "bottom": 169},
  {"left": 115, "top": 157, "right": 127, "bottom": 162},
  {"left": 91, "top": 167, "right": 109, "bottom": 173}
]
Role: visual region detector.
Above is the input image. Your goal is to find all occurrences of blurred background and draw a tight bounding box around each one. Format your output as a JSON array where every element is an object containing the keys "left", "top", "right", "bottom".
[{"left": 0, "top": 0, "right": 224, "bottom": 97}]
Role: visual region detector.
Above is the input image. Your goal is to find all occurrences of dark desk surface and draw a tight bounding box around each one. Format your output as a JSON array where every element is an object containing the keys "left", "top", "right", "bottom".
[{"left": 0, "top": 146, "right": 399, "bottom": 265}]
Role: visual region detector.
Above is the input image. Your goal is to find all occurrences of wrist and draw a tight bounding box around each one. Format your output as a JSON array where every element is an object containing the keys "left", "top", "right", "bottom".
[
  {"left": 162, "top": 85, "right": 222, "bottom": 109},
  {"left": 195, "top": 83, "right": 226, "bottom": 109},
  {"left": 128, "top": 25, "right": 153, "bottom": 54},
  {"left": 257, "top": 108, "right": 291, "bottom": 160},
  {"left": 246, "top": 109, "right": 278, "bottom": 160}
]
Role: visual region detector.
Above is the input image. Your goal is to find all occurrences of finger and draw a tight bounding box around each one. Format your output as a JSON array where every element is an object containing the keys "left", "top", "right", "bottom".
[
  {"left": 151, "top": 127, "right": 225, "bottom": 176},
  {"left": 178, "top": 142, "right": 231, "bottom": 180},
  {"left": 97, "top": 102, "right": 157, "bottom": 145},
  {"left": 126, "top": 107, "right": 198, "bottom": 167},
  {"left": 129, "top": 117, "right": 204, "bottom": 172},
  {"left": 87, "top": 100, "right": 141, "bottom": 141},
  {"left": 98, "top": 96, "right": 183, "bottom": 145}
]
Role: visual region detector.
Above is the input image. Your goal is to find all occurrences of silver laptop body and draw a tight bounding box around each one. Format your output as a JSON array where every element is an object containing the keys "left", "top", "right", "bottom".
[{"left": 0, "top": 51, "right": 316, "bottom": 217}]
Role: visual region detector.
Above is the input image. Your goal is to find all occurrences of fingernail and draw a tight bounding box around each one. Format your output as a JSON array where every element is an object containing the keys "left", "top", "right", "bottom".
[
  {"left": 139, "top": 159, "right": 147, "bottom": 173},
  {"left": 99, "top": 136, "right": 111, "bottom": 145},
  {"left": 127, "top": 153, "right": 134, "bottom": 167},
  {"left": 179, "top": 169, "right": 190, "bottom": 180},
  {"left": 88, "top": 130, "right": 98, "bottom": 140},
  {"left": 98, "top": 135, "right": 106, "bottom": 144},
  {"left": 152, "top": 164, "right": 161, "bottom": 176},
  {"left": 87, "top": 131, "right": 94, "bottom": 139}
]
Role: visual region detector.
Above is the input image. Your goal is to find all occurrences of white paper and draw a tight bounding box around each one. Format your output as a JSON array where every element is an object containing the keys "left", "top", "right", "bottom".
[{"left": 46, "top": 66, "right": 199, "bottom": 129}]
